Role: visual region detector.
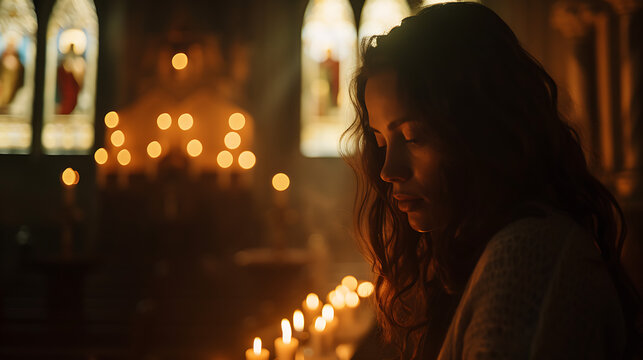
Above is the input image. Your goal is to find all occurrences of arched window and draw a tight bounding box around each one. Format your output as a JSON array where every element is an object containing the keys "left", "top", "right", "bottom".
[
  {"left": 300, "top": 0, "right": 357, "bottom": 157},
  {"left": 421, "top": 0, "right": 480, "bottom": 7},
  {"left": 0, "top": 0, "right": 37, "bottom": 154},
  {"left": 41, "top": 0, "right": 98, "bottom": 154},
  {"left": 358, "top": 0, "right": 411, "bottom": 54}
]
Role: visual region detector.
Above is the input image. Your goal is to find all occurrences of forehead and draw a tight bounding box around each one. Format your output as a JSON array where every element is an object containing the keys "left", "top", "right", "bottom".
[{"left": 365, "top": 71, "right": 407, "bottom": 128}]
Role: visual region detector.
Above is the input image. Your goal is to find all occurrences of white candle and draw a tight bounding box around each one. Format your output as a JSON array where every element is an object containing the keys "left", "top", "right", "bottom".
[
  {"left": 275, "top": 318, "right": 299, "bottom": 360},
  {"left": 302, "top": 293, "right": 321, "bottom": 328},
  {"left": 245, "top": 337, "right": 269, "bottom": 360},
  {"left": 309, "top": 316, "right": 326, "bottom": 356}
]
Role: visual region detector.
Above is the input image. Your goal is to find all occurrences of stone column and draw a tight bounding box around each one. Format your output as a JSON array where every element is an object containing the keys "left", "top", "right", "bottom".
[
  {"left": 607, "top": 0, "right": 643, "bottom": 198},
  {"left": 551, "top": 1, "right": 611, "bottom": 172}
]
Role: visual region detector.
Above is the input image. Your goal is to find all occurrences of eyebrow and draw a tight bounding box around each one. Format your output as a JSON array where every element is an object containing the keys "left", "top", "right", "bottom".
[{"left": 369, "top": 117, "right": 416, "bottom": 133}]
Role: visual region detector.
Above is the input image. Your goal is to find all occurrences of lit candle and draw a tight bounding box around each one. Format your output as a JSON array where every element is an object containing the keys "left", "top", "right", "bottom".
[
  {"left": 293, "top": 309, "right": 307, "bottom": 340},
  {"left": 275, "top": 318, "right": 299, "bottom": 360},
  {"left": 309, "top": 316, "right": 326, "bottom": 356},
  {"left": 302, "top": 293, "right": 321, "bottom": 328},
  {"left": 321, "top": 304, "right": 337, "bottom": 351},
  {"left": 245, "top": 337, "right": 269, "bottom": 360}
]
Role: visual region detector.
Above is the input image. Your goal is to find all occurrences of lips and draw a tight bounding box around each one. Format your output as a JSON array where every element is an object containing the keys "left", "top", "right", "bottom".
[{"left": 393, "top": 194, "right": 424, "bottom": 212}]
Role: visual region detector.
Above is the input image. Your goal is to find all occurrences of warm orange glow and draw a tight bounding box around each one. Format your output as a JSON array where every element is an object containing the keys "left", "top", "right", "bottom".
[
  {"left": 224, "top": 131, "right": 241, "bottom": 149},
  {"left": 314, "top": 317, "right": 326, "bottom": 332},
  {"left": 104, "top": 111, "right": 119, "bottom": 128},
  {"left": 117, "top": 149, "right": 131, "bottom": 166},
  {"left": 186, "top": 139, "right": 203, "bottom": 157},
  {"left": 178, "top": 113, "right": 193, "bottom": 130},
  {"left": 238, "top": 151, "right": 256, "bottom": 169},
  {"left": 272, "top": 173, "right": 290, "bottom": 191},
  {"left": 335, "top": 284, "right": 350, "bottom": 296},
  {"left": 293, "top": 310, "right": 304, "bottom": 332},
  {"left": 147, "top": 141, "right": 162, "bottom": 158},
  {"left": 228, "top": 112, "right": 246, "bottom": 130},
  {"left": 94, "top": 148, "right": 108, "bottom": 164},
  {"left": 329, "top": 290, "right": 345, "bottom": 309},
  {"left": 322, "top": 304, "right": 334, "bottom": 322},
  {"left": 346, "top": 291, "right": 360, "bottom": 308},
  {"left": 157, "top": 113, "right": 171, "bottom": 130},
  {"left": 172, "top": 52, "right": 188, "bottom": 70},
  {"left": 253, "top": 337, "right": 262, "bottom": 355},
  {"left": 305, "top": 293, "right": 320, "bottom": 310},
  {"left": 341, "top": 275, "right": 358, "bottom": 291},
  {"left": 357, "top": 281, "right": 375, "bottom": 298},
  {"left": 217, "top": 150, "right": 233, "bottom": 168},
  {"left": 61, "top": 167, "right": 77, "bottom": 186},
  {"left": 281, "top": 318, "right": 292, "bottom": 344},
  {"left": 110, "top": 130, "right": 125, "bottom": 147}
]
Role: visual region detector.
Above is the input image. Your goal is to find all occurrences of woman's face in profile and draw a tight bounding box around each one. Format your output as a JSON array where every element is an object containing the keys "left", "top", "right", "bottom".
[{"left": 365, "top": 71, "right": 442, "bottom": 232}]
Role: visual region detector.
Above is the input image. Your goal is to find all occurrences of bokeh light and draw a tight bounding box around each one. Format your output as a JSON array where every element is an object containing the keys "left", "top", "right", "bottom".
[
  {"left": 117, "top": 149, "right": 131, "bottom": 165},
  {"left": 305, "top": 293, "right": 320, "bottom": 310},
  {"left": 157, "top": 113, "right": 171, "bottom": 130},
  {"left": 322, "top": 304, "right": 334, "bottom": 322},
  {"left": 293, "top": 310, "right": 304, "bottom": 332},
  {"left": 357, "top": 281, "right": 375, "bottom": 298},
  {"left": 178, "top": 113, "right": 193, "bottom": 131},
  {"left": 238, "top": 151, "right": 256, "bottom": 169},
  {"left": 94, "top": 148, "right": 108, "bottom": 164},
  {"left": 172, "top": 52, "right": 188, "bottom": 70},
  {"left": 272, "top": 173, "right": 290, "bottom": 191},
  {"left": 224, "top": 132, "right": 241, "bottom": 149},
  {"left": 228, "top": 112, "right": 246, "bottom": 130},
  {"left": 61, "top": 167, "right": 78, "bottom": 186},
  {"left": 186, "top": 139, "right": 203, "bottom": 157},
  {"left": 314, "top": 317, "right": 326, "bottom": 332},
  {"left": 341, "top": 275, "right": 358, "bottom": 291},
  {"left": 217, "top": 150, "right": 233, "bottom": 168},
  {"left": 147, "top": 141, "right": 162, "bottom": 158},
  {"left": 104, "top": 111, "right": 119, "bottom": 128},
  {"left": 345, "top": 291, "right": 360, "bottom": 308},
  {"left": 110, "top": 130, "right": 125, "bottom": 147}
]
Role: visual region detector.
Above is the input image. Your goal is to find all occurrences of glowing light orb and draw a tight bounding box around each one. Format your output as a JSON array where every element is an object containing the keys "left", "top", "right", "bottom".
[
  {"left": 224, "top": 131, "right": 241, "bottom": 149},
  {"left": 314, "top": 317, "right": 326, "bottom": 332},
  {"left": 345, "top": 291, "right": 360, "bottom": 308},
  {"left": 178, "top": 113, "right": 193, "bottom": 130},
  {"left": 147, "top": 141, "right": 162, "bottom": 158},
  {"left": 281, "top": 319, "right": 292, "bottom": 344},
  {"left": 357, "top": 281, "right": 375, "bottom": 298},
  {"left": 238, "top": 151, "right": 256, "bottom": 169},
  {"left": 172, "top": 52, "right": 188, "bottom": 70},
  {"left": 253, "top": 337, "right": 262, "bottom": 355},
  {"left": 110, "top": 130, "right": 125, "bottom": 147},
  {"left": 157, "top": 113, "right": 171, "bottom": 130},
  {"left": 322, "top": 304, "right": 334, "bottom": 322},
  {"left": 94, "top": 148, "right": 108, "bottom": 164},
  {"left": 117, "top": 149, "right": 131, "bottom": 165},
  {"left": 217, "top": 150, "right": 233, "bottom": 168},
  {"left": 61, "top": 167, "right": 78, "bottom": 186},
  {"left": 186, "top": 139, "right": 203, "bottom": 157},
  {"left": 104, "top": 111, "right": 119, "bottom": 128},
  {"left": 341, "top": 275, "right": 358, "bottom": 291},
  {"left": 305, "top": 293, "right": 320, "bottom": 310},
  {"left": 228, "top": 112, "right": 246, "bottom": 130},
  {"left": 272, "top": 173, "right": 290, "bottom": 191}
]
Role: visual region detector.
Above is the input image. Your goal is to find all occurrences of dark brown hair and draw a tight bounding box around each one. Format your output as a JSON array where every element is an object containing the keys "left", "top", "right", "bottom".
[{"left": 342, "top": 3, "right": 640, "bottom": 359}]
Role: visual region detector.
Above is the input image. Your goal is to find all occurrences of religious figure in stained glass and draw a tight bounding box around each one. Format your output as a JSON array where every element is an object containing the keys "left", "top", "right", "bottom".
[
  {"left": 0, "top": 0, "right": 37, "bottom": 154},
  {"left": 42, "top": 0, "right": 97, "bottom": 154},
  {"left": 301, "top": 0, "right": 357, "bottom": 157}
]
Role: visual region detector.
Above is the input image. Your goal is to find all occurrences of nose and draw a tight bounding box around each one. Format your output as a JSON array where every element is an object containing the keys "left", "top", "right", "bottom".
[{"left": 380, "top": 142, "right": 411, "bottom": 183}]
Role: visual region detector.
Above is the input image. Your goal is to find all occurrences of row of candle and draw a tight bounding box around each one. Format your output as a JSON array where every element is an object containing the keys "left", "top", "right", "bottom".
[{"left": 246, "top": 275, "right": 375, "bottom": 360}]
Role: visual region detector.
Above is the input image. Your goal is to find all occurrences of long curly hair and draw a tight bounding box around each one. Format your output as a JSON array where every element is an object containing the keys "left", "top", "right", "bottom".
[{"left": 342, "top": 3, "right": 640, "bottom": 359}]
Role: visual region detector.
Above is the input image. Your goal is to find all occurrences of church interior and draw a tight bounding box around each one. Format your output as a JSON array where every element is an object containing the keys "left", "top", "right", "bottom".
[{"left": 0, "top": 0, "right": 641, "bottom": 359}]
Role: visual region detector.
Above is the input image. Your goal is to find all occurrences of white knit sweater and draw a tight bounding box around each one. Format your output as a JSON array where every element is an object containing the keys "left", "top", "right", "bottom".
[{"left": 437, "top": 210, "right": 626, "bottom": 359}]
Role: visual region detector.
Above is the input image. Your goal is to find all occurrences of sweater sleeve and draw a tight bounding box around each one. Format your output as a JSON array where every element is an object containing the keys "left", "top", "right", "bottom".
[{"left": 438, "top": 214, "right": 626, "bottom": 360}]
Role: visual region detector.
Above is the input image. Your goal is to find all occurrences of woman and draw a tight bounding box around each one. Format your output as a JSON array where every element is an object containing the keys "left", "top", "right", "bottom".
[{"left": 343, "top": 2, "right": 640, "bottom": 359}]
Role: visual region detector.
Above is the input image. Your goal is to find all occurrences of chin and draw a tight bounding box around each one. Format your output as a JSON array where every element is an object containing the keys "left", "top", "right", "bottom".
[{"left": 406, "top": 212, "right": 432, "bottom": 233}]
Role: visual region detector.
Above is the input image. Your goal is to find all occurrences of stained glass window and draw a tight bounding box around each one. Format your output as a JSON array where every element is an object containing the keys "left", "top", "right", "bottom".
[
  {"left": 0, "top": 0, "right": 37, "bottom": 154},
  {"left": 300, "top": 0, "right": 357, "bottom": 157},
  {"left": 41, "top": 0, "right": 98, "bottom": 154}
]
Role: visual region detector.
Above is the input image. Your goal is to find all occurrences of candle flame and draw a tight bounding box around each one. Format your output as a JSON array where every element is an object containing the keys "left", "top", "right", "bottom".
[
  {"left": 346, "top": 291, "right": 360, "bottom": 308},
  {"left": 322, "top": 304, "right": 334, "bottom": 322},
  {"left": 341, "top": 275, "right": 358, "bottom": 291},
  {"left": 335, "top": 284, "right": 350, "bottom": 296},
  {"left": 281, "top": 318, "right": 292, "bottom": 344},
  {"left": 357, "top": 281, "right": 375, "bottom": 297},
  {"left": 293, "top": 310, "right": 304, "bottom": 332},
  {"left": 330, "top": 290, "right": 345, "bottom": 309},
  {"left": 253, "top": 337, "right": 262, "bottom": 355},
  {"left": 314, "top": 317, "right": 326, "bottom": 332},
  {"left": 305, "top": 293, "right": 320, "bottom": 310}
]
